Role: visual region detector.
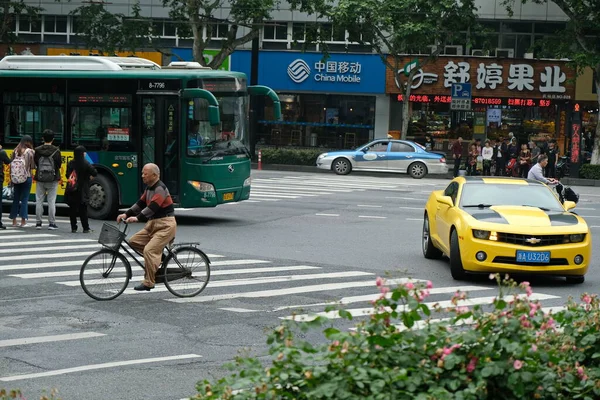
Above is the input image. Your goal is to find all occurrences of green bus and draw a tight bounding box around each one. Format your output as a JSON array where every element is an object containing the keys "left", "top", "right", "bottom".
[{"left": 0, "top": 55, "right": 281, "bottom": 219}]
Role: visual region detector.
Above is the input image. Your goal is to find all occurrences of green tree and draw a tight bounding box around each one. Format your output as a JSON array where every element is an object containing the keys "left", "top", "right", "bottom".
[
  {"left": 0, "top": 1, "right": 43, "bottom": 48},
  {"left": 504, "top": 0, "right": 600, "bottom": 165},
  {"left": 328, "top": 0, "right": 479, "bottom": 139},
  {"left": 70, "top": 1, "right": 152, "bottom": 55}
]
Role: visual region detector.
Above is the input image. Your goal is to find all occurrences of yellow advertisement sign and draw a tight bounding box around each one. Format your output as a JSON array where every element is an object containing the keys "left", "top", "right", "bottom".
[
  {"left": 46, "top": 48, "right": 163, "bottom": 66},
  {"left": 3, "top": 150, "right": 74, "bottom": 197}
]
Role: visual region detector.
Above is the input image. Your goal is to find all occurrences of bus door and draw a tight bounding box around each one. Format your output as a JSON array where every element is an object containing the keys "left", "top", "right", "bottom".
[{"left": 138, "top": 94, "right": 180, "bottom": 201}]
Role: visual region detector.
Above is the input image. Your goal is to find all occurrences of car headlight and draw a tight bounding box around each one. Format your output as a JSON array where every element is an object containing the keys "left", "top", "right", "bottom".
[
  {"left": 472, "top": 229, "right": 491, "bottom": 240},
  {"left": 568, "top": 233, "right": 586, "bottom": 243},
  {"left": 318, "top": 153, "right": 328, "bottom": 159}
]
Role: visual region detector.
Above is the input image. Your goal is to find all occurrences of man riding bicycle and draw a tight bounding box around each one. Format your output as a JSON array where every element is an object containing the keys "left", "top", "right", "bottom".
[{"left": 117, "top": 163, "right": 176, "bottom": 291}]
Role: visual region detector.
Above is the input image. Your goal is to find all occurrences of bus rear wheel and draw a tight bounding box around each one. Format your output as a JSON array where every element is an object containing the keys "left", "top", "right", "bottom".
[{"left": 88, "top": 174, "right": 118, "bottom": 220}]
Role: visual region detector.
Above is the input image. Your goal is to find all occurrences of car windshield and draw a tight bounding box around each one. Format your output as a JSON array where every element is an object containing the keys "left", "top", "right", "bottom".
[{"left": 460, "top": 184, "right": 564, "bottom": 212}]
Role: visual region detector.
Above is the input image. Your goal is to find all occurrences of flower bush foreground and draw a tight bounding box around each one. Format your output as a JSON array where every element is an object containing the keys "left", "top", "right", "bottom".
[{"left": 193, "top": 275, "right": 600, "bottom": 400}]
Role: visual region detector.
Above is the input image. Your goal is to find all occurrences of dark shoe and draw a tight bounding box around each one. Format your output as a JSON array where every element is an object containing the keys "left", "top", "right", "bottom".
[
  {"left": 48, "top": 224, "right": 58, "bottom": 230},
  {"left": 134, "top": 283, "right": 153, "bottom": 291},
  {"left": 0, "top": 224, "right": 5, "bottom": 230},
  {"left": 83, "top": 229, "right": 94, "bottom": 233},
  {"left": 71, "top": 229, "right": 77, "bottom": 233},
  {"left": 36, "top": 223, "right": 42, "bottom": 230}
]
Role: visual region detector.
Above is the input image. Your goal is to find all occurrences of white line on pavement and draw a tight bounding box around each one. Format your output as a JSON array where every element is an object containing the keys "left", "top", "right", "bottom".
[
  {"left": 406, "top": 218, "right": 422, "bottom": 221},
  {"left": 315, "top": 213, "right": 340, "bottom": 217},
  {"left": 357, "top": 205, "right": 383, "bottom": 208},
  {"left": 0, "top": 234, "right": 57, "bottom": 240},
  {"left": 0, "top": 244, "right": 100, "bottom": 254},
  {"left": 399, "top": 206, "right": 424, "bottom": 210},
  {"left": 249, "top": 193, "right": 300, "bottom": 199},
  {"left": 0, "top": 239, "right": 95, "bottom": 247},
  {"left": 0, "top": 332, "right": 105, "bottom": 348},
  {"left": 0, "top": 354, "right": 202, "bottom": 382},
  {"left": 358, "top": 215, "right": 387, "bottom": 219},
  {"left": 251, "top": 191, "right": 318, "bottom": 197}
]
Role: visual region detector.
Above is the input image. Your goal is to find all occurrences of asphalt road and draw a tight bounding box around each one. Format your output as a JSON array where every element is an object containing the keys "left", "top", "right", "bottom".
[{"left": 1, "top": 170, "right": 598, "bottom": 400}]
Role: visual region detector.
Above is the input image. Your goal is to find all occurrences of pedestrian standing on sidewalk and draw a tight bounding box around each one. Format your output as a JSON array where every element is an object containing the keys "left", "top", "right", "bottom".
[
  {"left": 482, "top": 140, "right": 493, "bottom": 176},
  {"left": 0, "top": 144, "right": 11, "bottom": 230},
  {"left": 451, "top": 137, "right": 463, "bottom": 177},
  {"left": 9, "top": 135, "right": 35, "bottom": 227},
  {"left": 34, "top": 129, "right": 62, "bottom": 230},
  {"left": 65, "top": 145, "right": 97, "bottom": 233}
]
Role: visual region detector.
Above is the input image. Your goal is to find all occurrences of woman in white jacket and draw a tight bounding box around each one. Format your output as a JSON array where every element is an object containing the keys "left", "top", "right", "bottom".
[{"left": 481, "top": 140, "right": 494, "bottom": 176}]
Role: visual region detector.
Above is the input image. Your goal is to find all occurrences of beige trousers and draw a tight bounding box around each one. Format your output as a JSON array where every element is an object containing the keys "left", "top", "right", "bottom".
[{"left": 128, "top": 217, "right": 177, "bottom": 287}]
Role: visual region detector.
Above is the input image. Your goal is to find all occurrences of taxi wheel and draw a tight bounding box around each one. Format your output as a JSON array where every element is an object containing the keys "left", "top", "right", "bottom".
[
  {"left": 422, "top": 214, "right": 443, "bottom": 259},
  {"left": 408, "top": 162, "right": 427, "bottom": 179},
  {"left": 566, "top": 276, "right": 585, "bottom": 284},
  {"left": 332, "top": 158, "right": 352, "bottom": 175},
  {"left": 449, "top": 230, "right": 467, "bottom": 280}
]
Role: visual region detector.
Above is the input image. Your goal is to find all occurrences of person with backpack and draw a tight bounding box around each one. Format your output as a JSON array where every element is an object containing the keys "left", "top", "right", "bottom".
[
  {"left": 65, "top": 145, "right": 97, "bottom": 233},
  {"left": 9, "top": 135, "right": 35, "bottom": 227},
  {"left": 34, "top": 129, "right": 62, "bottom": 230},
  {"left": 0, "top": 144, "right": 11, "bottom": 230}
]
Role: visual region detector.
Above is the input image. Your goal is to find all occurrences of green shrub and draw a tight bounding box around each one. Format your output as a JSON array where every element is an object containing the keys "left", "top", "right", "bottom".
[
  {"left": 193, "top": 276, "right": 600, "bottom": 400},
  {"left": 579, "top": 164, "right": 600, "bottom": 180},
  {"left": 259, "top": 148, "right": 324, "bottom": 166}
]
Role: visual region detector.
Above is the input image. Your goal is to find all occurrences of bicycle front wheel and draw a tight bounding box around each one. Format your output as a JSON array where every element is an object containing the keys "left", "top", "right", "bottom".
[
  {"left": 163, "top": 246, "right": 210, "bottom": 298},
  {"left": 80, "top": 249, "right": 131, "bottom": 301}
]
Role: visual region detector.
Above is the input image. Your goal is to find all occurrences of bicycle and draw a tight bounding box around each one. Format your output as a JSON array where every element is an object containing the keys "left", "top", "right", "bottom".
[{"left": 80, "top": 221, "right": 211, "bottom": 301}]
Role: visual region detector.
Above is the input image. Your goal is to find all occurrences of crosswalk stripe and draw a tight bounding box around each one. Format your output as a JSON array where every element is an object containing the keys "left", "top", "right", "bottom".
[
  {"left": 0, "top": 332, "right": 105, "bottom": 348},
  {"left": 167, "top": 279, "right": 420, "bottom": 303},
  {"left": 272, "top": 285, "right": 494, "bottom": 311},
  {"left": 7, "top": 251, "right": 105, "bottom": 261},
  {"left": 249, "top": 193, "right": 300, "bottom": 199},
  {"left": 0, "top": 255, "right": 236, "bottom": 272},
  {"left": 283, "top": 293, "right": 560, "bottom": 321},
  {"left": 0, "top": 234, "right": 57, "bottom": 239},
  {"left": 119, "top": 271, "right": 374, "bottom": 294},
  {"left": 265, "top": 179, "right": 385, "bottom": 189},
  {"left": 250, "top": 190, "right": 318, "bottom": 197},
  {"left": 0, "top": 244, "right": 101, "bottom": 254},
  {"left": 0, "top": 239, "right": 95, "bottom": 247},
  {"left": 252, "top": 183, "right": 350, "bottom": 193},
  {"left": 283, "top": 176, "right": 438, "bottom": 187},
  {"left": 12, "top": 265, "right": 320, "bottom": 280}
]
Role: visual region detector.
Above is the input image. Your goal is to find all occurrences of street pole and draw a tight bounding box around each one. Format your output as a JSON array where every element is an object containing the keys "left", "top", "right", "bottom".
[{"left": 249, "top": 35, "right": 260, "bottom": 160}]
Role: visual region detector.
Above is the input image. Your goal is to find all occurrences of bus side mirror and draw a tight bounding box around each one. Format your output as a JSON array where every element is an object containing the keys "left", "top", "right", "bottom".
[
  {"left": 182, "top": 88, "right": 221, "bottom": 126},
  {"left": 248, "top": 85, "right": 282, "bottom": 121}
]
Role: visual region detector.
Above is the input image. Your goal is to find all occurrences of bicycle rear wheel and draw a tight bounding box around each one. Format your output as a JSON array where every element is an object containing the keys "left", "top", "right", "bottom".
[
  {"left": 163, "top": 246, "right": 210, "bottom": 298},
  {"left": 80, "top": 249, "right": 131, "bottom": 301}
]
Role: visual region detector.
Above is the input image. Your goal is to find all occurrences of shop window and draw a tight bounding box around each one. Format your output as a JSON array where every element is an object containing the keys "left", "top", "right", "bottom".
[
  {"left": 319, "top": 23, "right": 346, "bottom": 43},
  {"left": 533, "top": 22, "right": 566, "bottom": 34},
  {"left": 263, "top": 22, "right": 287, "bottom": 41},
  {"left": 44, "top": 16, "right": 67, "bottom": 33},
  {"left": 501, "top": 22, "right": 533, "bottom": 34},
  {"left": 292, "top": 23, "right": 305, "bottom": 41},
  {"left": 516, "top": 35, "right": 533, "bottom": 58},
  {"left": 18, "top": 15, "right": 41, "bottom": 33},
  {"left": 210, "top": 23, "right": 228, "bottom": 39}
]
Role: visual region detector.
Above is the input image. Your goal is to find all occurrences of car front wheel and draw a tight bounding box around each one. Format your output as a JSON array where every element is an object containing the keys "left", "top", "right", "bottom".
[
  {"left": 449, "top": 229, "right": 467, "bottom": 280},
  {"left": 409, "top": 162, "right": 427, "bottom": 179},
  {"left": 332, "top": 158, "right": 352, "bottom": 175},
  {"left": 422, "top": 214, "right": 443, "bottom": 259}
]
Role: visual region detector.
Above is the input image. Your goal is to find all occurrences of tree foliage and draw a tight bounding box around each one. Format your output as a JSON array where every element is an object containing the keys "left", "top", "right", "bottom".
[
  {"left": 327, "top": 0, "right": 479, "bottom": 139},
  {"left": 504, "top": 0, "right": 600, "bottom": 165},
  {"left": 0, "top": 0, "right": 42, "bottom": 46}
]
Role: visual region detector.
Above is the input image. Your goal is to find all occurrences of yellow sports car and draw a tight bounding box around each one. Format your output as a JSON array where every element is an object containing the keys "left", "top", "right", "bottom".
[{"left": 423, "top": 176, "right": 590, "bottom": 283}]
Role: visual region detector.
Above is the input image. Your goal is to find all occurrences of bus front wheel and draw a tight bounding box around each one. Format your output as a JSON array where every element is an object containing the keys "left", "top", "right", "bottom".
[{"left": 88, "top": 174, "right": 118, "bottom": 220}]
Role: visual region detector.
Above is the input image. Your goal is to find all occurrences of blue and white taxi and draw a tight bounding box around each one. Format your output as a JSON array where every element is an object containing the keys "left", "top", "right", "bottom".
[{"left": 316, "top": 139, "right": 448, "bottom": 179}]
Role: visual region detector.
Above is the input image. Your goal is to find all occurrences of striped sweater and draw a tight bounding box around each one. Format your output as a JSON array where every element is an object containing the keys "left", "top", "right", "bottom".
[{"left": 126, "top": 180, "right": 175, "bottom": 222}]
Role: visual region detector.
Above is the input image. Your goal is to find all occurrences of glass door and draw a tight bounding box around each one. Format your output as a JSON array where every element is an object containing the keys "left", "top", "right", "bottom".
[{"left": 139, "top": 95, "right": 180, "bottom": 199}]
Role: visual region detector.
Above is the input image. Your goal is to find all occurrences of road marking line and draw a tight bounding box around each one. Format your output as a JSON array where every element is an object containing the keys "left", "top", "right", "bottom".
[
  {"left": 0, "top": 239, "right": 95, "bottom": 247},
  {"left": 14, "top": 265, "right": 320, "bottom": 280},
  {"left": 386, "top": 197, "right": 423, "bottom": 200},
  {"left": 580, "top": 215, "right": 600, "bottom": 218},
  {"left": 0, "top": 354, "right": 202, "bottom": 382},
  {"left": 284, "top": 293, "right": 559, "bottom": 321},
  {"left": 357, "top": 205, "right": 383, "bottom": 208},
  {"left": 574, "top": 207, "right": 595, "bottom": 210},
  {"left": 167, "top": 278, "right": 422, "bottom": 304},
  {"left": 399, "top": 206, "right": 424, "bottom": 210},
  {"left": 315, "top": 213, "right": 339, "bottom": 217},
  {"left": 219, "top": 307, "right": 262, "bottom": 313},
  {"left": 0, "top": 234, "right": 57, "bottom": 240},
  {"left": 0, "top": 332, "right": 105, "bottom": 348},
  {"left": 406, "top": 218, "right": 422, "bottom": 221},
  {"left": 249, "top": 193, "right": 300, "bottom": 199},
  {"left": 0, "top": 244, "right": 100, "bottom": 254},
  {"left": 273, "top": 285, "right": 494, "bottom": 311},
  {"left": 590, "top": 225, "right": 600, "bottom": 228},
  {"left": 358, "top": 215, "right": 387, "bottom": 219},
  {"left": 122, "top": 271, "right": 374, "bottom": 294},
  {"left": 0, "top": 255, "right": 234, "bottom": 272},
  {"left": 251, "top": 191, "right": 317, "bottom": 197}
]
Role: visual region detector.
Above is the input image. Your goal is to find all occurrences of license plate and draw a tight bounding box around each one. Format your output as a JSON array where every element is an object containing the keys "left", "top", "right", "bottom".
[
  {"left": 516, "top": 250, "right": 550, "bottom": 263},
  {"left": 223, "top": 192, "right": 234, "bottom": 201}
]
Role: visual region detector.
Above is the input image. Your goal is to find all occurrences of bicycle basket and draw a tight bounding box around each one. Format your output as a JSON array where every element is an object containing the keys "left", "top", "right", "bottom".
[{"left": 98, "top": 223, "right": 126, "bottom": 250}]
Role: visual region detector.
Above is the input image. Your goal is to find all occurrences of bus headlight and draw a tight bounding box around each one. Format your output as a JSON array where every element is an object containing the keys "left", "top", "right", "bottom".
[
  {"left": 188, "top": 181, "right": 215, "bottom": 194},
  {"left": 243, "top": 177, "right": 251, "bottom": 187}
]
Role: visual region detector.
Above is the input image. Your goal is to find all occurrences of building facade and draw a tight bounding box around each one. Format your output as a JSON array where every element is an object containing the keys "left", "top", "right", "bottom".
[{"left": 6, "top": 0, "right": 595, "bottom": 154}]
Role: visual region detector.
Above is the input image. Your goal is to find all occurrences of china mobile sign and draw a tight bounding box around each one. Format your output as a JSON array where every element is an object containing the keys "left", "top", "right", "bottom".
[
  {"left": 287, "top": 59, "right": 363, "bottom": 84},
  {"left": 386, "top": 57, "right": 576, "bottom": 100}
]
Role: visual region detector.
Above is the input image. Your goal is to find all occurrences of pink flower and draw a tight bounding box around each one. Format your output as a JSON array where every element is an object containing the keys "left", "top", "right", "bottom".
[
  {"left": 513, "top": 360, "right": 523, "bottom": 370},
  {"left": 426, "top": 280, "right": 433, "bottom": 289},
  {"left": 456, "top": 306, "right": 469, "bottom": 314},
  {"left": 489, "top": 273, "right": 496, "bottom": 280},
  {"left": 376, "top": 277, "right": 384, "bottom": 287},
  {"left": 582, "top": 294, "right": 592, "bottom": 305},
  {"left": 531, "top": 344, "right": 538, "bottom": 352},
  {"left": 467, "top": 357, "right": 478, "bottom": 373},
  {"left": 443, "top": 347, "right": 452, "bottom": 356},
  {"left": 405, "top": 282, "right": 415, "bottom": 290},
  {"left": 379, "top": 286, "right": 390, "bottom": 295}
]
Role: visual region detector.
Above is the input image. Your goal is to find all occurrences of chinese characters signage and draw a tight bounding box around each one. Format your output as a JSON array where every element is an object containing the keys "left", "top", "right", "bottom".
[
  {"left": 396, "top": 94, "right": 552, "bottom": 107},
  {"left": 386, "top": 57, "right": 575, "bottom": 100}
]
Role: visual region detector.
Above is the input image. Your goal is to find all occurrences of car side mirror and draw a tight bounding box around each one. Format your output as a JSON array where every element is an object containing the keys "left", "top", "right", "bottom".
[
  {"left": 563, "top": 200, "right": 577, "bottom": 211},
  {"left": 437, "top": 195, "right": 453, "bottom": 207}
]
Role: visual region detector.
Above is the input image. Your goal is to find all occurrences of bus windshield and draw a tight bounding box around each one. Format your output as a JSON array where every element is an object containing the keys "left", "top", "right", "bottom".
[{"left": 186, "top": 94, "right": 249, "bottom": 159}]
